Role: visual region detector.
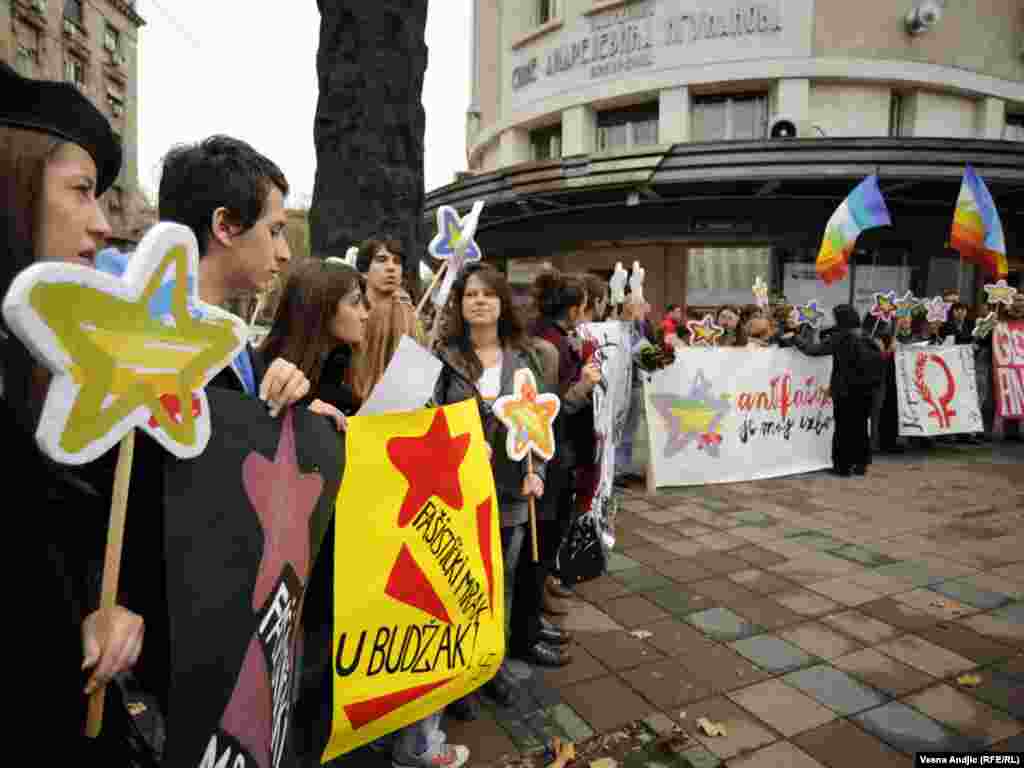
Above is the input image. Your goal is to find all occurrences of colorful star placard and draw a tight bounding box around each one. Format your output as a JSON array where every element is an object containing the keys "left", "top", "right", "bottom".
[
  {"left": 973, "top": 312, "right": 998, "bottom": 339},
  {"left": 686, "top": 315, "right": 725, "bottom": 346},
  {"left": 428, "top": 201, "right": 485, "bottom": 308},
  {"left": 2, "top": 222, "right": 248, "bottom": 464},
  {"left": 628, "top": 261, "right": 646, "bottom": 303},
  {"left": 492, "top": 368, "right": 561, "bottom": 461},
  {"left": 894, "top": 291, "right": 920, "bottom": 320},
  {"left": 923, "top": 297, "right": 952, "bottom": 324},
  {"left": 610, "top": 262, "right": 628, "bottom": 305},
  {"left": 984, "top": 279, "right": 1018, "bottom": 307},
  {"left": 752, "top": 276, "right": 769, "bottom": 309},
  {"left": 870, "top": 291, "right": 898, "bottom": 322},
  {"left": 790, "top": 300, "right": 826, "bottom": 329}
]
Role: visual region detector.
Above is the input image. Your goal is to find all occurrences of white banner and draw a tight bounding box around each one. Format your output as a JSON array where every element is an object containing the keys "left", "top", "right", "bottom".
[
  {"left": 895, "top": 344, "right": 983, "bottom": 436},
  {"left": 579, "top": 321, "right": 634, "bottom": 544},
  {"left": 644, "top": 348, "right": 834, "bottom": 487}
]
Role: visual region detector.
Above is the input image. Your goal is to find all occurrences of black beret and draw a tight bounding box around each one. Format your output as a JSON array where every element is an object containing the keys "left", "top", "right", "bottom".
[{"left": 0, "top": 61, "right": 122, "bottom": 196}]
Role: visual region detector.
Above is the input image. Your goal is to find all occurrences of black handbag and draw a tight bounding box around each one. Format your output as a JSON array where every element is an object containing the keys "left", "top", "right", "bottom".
[{"left": 556, "top": 506, "right": 608, "bottom": 585}]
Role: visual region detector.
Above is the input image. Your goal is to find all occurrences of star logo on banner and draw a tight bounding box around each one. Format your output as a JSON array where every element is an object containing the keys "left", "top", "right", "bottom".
[
  {"left": 870, "top": 291, "right": 898, "bottom": 322},
  {"left": 493, "top": 368, "right": 560, "bottom": 461},
  {"left": 387, "top": 409, "right": 470, "bottom": 527},
  {"left": 790, "top": 301, "right": 826, "bottom": 328},
  {"left": 2, "top": 224, "right": 246, "bottom": 464},
  {"left": 923, "top": 297, "right": 951, "bottom": 324},
  {"left": 649, "top": 370, "right": 731, "bottom": 459},
  {"left": 686, "top": 315, "right": 725, "bottom": 346},
  {"left": 973, "top": 312, "right": 998, "bottom": 339},
  {"left": 894, "top": 291, "right": 920, "bottom": 319},
  {"left": 984, "top": 279, "right": 1017, "bottom": 307}
]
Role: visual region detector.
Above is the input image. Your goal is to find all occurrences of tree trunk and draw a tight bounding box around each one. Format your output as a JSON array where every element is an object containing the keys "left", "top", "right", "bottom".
[{"left": 311, "top": 1, "right": 429, "bottom": 281}]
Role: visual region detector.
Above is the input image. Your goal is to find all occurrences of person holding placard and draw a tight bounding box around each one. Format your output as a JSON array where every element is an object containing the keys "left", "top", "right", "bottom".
[
  {"left": 0, "top": 61, "right": 148, "bottom": 756},
  {"left": 435, "top": 264, "right": 555, "bottom": 703}
]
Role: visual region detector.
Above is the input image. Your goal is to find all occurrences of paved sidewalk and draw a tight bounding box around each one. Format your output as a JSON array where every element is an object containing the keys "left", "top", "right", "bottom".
[{"left": 341, "top": 441, "right": 1024, "bottom": 767}]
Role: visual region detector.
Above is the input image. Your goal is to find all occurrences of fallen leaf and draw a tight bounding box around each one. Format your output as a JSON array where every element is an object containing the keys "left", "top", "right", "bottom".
[
  {"left": 696, "top": 717, "right": 727, "bottom": 737},
  {"left": 956, "top": 673, "right": 982, "bottom": 687},
  {"left": 628, "top": 630, "right": 653, "bottom": 640}
]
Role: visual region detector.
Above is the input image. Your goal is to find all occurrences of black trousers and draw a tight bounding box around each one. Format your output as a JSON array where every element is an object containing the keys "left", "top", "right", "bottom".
[{"left": 832, "top": 394, "right": 872, "bottom": 472}]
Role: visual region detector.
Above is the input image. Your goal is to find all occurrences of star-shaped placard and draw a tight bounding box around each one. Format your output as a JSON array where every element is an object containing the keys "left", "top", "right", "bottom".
[
  {"left": 428, "top": 201, "right": 484, "bottom": 308},
  {"left": 686, "top": 315, "right": 725, "bottom": 346},
  {"left": 894, "top": 291, "right": 920, "bottom": 320},
  {"left": 870, "top": 291, "right": 897, "bottom": 322},
  {"left": 984, "top": 279, "right": 1017, "bottom": 307},
  {"left": 492, "top": 368, "right": 560, "bottom": 461},
  {"left": 973, "top": 312, "right": 998, "bottom": 339},
  {"left": 923, "top": 297, "right": 951, "bottom": 324},
  {"left": 790, "top": 300, "right": 825, "bottom": 328},
  {"left": 386, "top": 408, "right": 471, "bottom": 527},
  {"left": 752, "top": 276, "right": 769, "bottom": 308},
  {"left": 2, "top": 223, "right": 247, "bottom": 465}
]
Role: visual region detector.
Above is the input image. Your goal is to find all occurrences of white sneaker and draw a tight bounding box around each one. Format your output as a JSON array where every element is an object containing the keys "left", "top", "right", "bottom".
[{"left": 392, "top": 744, "right": 469, "bottom": 768}]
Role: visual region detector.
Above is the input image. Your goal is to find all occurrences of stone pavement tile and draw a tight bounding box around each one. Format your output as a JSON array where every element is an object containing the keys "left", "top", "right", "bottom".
[
  {"left": 857, "top": 598, "right": 940, "bottom": 632},
  {"left": 820, "top": 610, "right": 900, "bottom": 645},
  {"left": 990, "top": 734, "right": 1024, "bottom": 752},
  {"left": 613, "top": 529, "right": 655, "bottom": 549},
  {"left": 831, "top": 648, "right": 936, "bottom": 697},
  {"left": 872, "top": 561, "right": 946, "bottom": 587},
  {"left": 675, "top": 697, "right": 779, "bottom": 759},
  {"left": 622, "top": 498, "right": 657, "bottom": 512},
  {"left": 670, "top": 522, "right": 717, "bottom": 538},
  {"left": 691, "top": 532, "right": 749, "bottom": 551},
  {"left": 728, "top": 742, "right": 827, "bottom": 768},
  {"left": 689, "top": 578, "right": 759, "bottom": 605},
  {"left": 687, "top": 607, "right": 763, "bottom": 642},
  {"left": 730, "top": 545, "right": 789, "bottom": 568},
  {"left": 642, "top": 617, "right": 722, "bottom": 658},
  {"left": 962, "top": 572, "right": 1024, "bottom": 601},
  {"left": 613, "top": 566, "right": 676, "bottom": 593},
  {"left": 909, "top": 557, "right": 981, "bottom": 582},
  {"left": 890, "top": 587, "right": 978, "bottom": 621},
  {"left": 637, "top": 506, "right": 693, "bottom": 525},
  {"left": 574, "top": 575, "right": 632, "bottom": 603},
  {"left": 728, "top": 678, "right": 837, "bottom": 737},
  {"left": 757, "top": 539, "right": 815, "bottom": 559},
  {"left": 539, "top": 645, "right": 610, "bottom": 689},
  {"left": 914, "top": 623, "right": 1017, "bottom": 666},
  {"left": 994, "top": 654, "right": 1024, "bottom": 681},
  {"left": 646, "top": 586, "right": 712, "bottom": 617},
  {"left": 804, "top": 578, "right": 881, "bottom": 607},
  {"left": 847, "top": 570, "right": 925, "bottom": 596},
  {"left": 559, "top": 675, "right": 658, "bottom": 733},
  {"left": 729, "top": 526, "right": 788, "bottom": 544},
  {"left": 930, "top": 579, "right": 1014, "bottom": 611},
  {"left": 958, "top": 613, "right": 1024, "bottom": 649},
  {"left": 825, "top": 544, "right": 899, "bottom": 568},
  {"left": 904, "top": 683, "right": 1024, "bottom": 746},
  {"left": 679, "top": 507, "right": 731, "bottom": 527},
  {"left": 725, "top": 509, "right": 779, "bottom": 528},
  {"left": 874, "top": 634, "right": 976, "bottom": 678},
  {"left": 778, "top": 622, "right": 863, "bottom": 660},
  {"left": 688, "top": 551, "right": 751, "bottom": 576},
  {"left": 729, "top": 634, "right": 818, "bottom": 674},
  {"left": 772, "top": 589, "right": 841, "bottom": 617},
  {"left": 559, "top": 600, "right": 624, "bottom": 634},
  {"left": 783, "top": 530, "right": 848, "bottom": 551},
  {"left": 608, "top": 551, "right": 642, "bottom": 573},
  {"left": 728, "top": 570, "right": 802, "bottom": 596},
  {"left": 624, "top": 544, "right": 684, "bottom": 567},
  {"left": 444, "top": 711, "right": 518, "bottom": 762},
  {"left": 853, "top": 701, "right": 985, "bottom": 755},
  {"left": 660, "top": 539, "right": 706, "bottom": 558},
  {"left": 619, "top": 657, "right": 714, "bottom": 710},
  {"left": 602, "top": 595, "right": 672, "bottom": 628},
  {"left": 991, "top": 601, "right": 1024, "bottom": 625},
  {"left": 993, "top": 563, "right": 1024, "bottom": 583},
  {"left": 546, "top": 702, "right": 595, "bottom": 744},
  {"left": 652, "top": 558, "right": 714, "bottom": 584},
  {"left": 782, "top": 665, "right": 890, "bottom": 715},
  {"left": 792, "top": 718, "right": 909, "bottom": 768},
  {"left": 952, "top": 669, "right": 1024, "bottom": 719},
  {"left": 574, "top": 629, "right": 664, "bottom": 671},
  {"left": 768, "top": 557, "right": 859, "bottom": 586},
  {"left": 723, "top": 594, "right": 807, "bottom": 631}
]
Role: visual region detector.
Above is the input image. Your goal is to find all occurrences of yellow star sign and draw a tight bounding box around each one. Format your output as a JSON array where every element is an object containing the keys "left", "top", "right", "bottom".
[
  {"left": 686, "top": 314, "right": 726, "bottom": 346},
  {"left": 984, "top": 279, "right": 1018, "bottom": 307},
  {"left": 2, "top": 223, "right": 248, "bottom": 465},
  {"left": 492, "top": 367, "right": 561, "bottom": 461}
]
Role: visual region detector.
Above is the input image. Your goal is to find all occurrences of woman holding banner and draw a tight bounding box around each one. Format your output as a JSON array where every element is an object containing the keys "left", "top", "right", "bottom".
[
  {"left": 435, "top": 264, "right": 553, "bottom": 706},
  {"left": 1, "top": 63, "right": 146, "bottom": 756}
]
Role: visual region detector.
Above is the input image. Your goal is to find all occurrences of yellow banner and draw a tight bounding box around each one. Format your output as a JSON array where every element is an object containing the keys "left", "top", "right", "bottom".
[{"left": 324, "top": 400, "right": 505, "bottom": 762}]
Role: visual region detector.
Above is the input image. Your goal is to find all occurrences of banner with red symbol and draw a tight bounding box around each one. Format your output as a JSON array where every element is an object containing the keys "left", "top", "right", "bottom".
[
  {"left": 894, "top": 344, "right": 984, "bottom": 436},
  {"left": 323, "top": 400, "right": 503, "bottom": 762}
]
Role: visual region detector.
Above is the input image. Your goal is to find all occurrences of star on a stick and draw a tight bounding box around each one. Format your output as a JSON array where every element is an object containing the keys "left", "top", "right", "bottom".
[
  {"left": 492, "top": 368, "right": 560, "bottom": 461},
  {"left": 984, "top": 279, "right": 1017, "bottom": 307},
  {"left": 428, "top": 202, "right": 483, "bottom": 264},
  {"left": 973, "top": 312, "right": 998, "bottom": 339},
  {"left": 790, "top": 301, "right": 825, "bottom": 328},
  {"left": 387, "top": 409, "right": 470, "bottom": 527},
  {"left": 923, "top": 297, "right": 951, "bottom": 324},
  {"left": 870, "top": 291, "right": 898, "bottom": 322},
  {"left": 1, "top": 223, "right": 246, "bottom": 464},
  {"left": 686, "top": 315, "right": 725, "bottom": 346},
  {"left": 894, "top": 291, "right": 919, "bottom": 319}
]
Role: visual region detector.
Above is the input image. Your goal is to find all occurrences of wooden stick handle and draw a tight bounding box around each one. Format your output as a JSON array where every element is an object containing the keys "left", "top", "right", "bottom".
[
  {"left": 416, "top": 261, "right": 447, "bottom": 318},
  {"left": 527, "top": 453, "right": 539, "bottom": 563},
  {"left": 85, "top": 429, "right": 136, "bottom": 738}
]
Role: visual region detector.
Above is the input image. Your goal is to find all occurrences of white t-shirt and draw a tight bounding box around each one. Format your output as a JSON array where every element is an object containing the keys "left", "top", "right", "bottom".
[{"left": 477, "top": 353, "right": 503, "bottom": 401}]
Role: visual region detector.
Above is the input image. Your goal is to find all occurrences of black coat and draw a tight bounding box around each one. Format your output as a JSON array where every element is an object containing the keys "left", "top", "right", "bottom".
[{"left": 794, "top": 327, "right": 875, "bottom": 401}]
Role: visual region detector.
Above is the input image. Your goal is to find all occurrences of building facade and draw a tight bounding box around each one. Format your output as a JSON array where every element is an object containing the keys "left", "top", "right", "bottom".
[
  {"left": 428, "top": 0, "right": 1024, "bottom": 319},
  {"left": 3, "top": 0, "right": 149, "bottom": 247}
]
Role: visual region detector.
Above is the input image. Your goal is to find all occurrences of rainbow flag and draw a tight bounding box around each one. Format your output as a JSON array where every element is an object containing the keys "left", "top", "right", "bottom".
[
  {"left": 816, "top": 175, "right": 892, "bottom": 285},
  {"left": 949, "top": 165, "right": 1008, "bottom": 278}
]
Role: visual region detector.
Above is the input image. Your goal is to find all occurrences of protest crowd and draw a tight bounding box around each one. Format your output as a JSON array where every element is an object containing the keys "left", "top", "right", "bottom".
[{"left": 3, "top": 62, "right": 1020, "bottom": 767}]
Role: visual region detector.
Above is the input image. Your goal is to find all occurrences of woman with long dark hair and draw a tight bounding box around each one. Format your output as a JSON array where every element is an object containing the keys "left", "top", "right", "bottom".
[{"left": 434, "top": 263, "right": 557, "bottom": 706}]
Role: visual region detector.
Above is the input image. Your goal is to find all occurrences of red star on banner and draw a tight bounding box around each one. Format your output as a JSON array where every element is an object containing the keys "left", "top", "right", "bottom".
[{"left": 387, "top": 409, "right": 470, "bottom": 527}]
